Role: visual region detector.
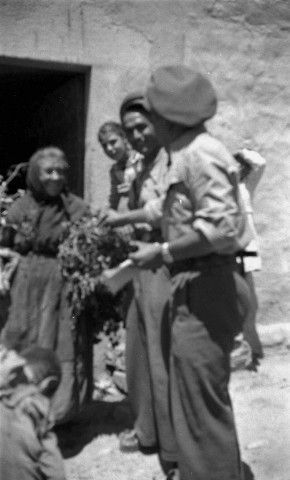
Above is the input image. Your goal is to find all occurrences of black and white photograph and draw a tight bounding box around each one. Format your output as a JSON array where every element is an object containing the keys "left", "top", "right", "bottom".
[{"left": 0, "top": 2, "right": 290, "bottom": 479}]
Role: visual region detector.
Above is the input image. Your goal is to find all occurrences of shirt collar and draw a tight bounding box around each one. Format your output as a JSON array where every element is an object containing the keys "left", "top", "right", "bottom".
[
  {"left": 169, "top": 125, "right": 207, "bottom": 155},
  {"left": 141, "top": 148, "right": 168, "bottom": 182}
]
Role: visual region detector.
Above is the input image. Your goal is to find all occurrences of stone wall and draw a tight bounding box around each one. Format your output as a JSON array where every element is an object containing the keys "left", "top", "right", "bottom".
[{"left": 0, "top": 0, "right": 290, "bottom": 324}]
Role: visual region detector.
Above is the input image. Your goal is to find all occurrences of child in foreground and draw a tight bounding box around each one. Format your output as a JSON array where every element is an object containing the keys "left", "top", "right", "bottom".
[{"left": 0, "top": 344, "right": 66, "bottom": 480}]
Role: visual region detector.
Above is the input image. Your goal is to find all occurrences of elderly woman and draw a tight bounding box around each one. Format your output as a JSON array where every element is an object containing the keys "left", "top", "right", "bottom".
[{"left": 1, "top": 147, "right": 90, "bottom": 423}]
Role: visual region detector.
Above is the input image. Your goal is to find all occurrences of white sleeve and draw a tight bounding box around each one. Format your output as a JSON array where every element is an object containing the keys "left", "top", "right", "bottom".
[{"left": 241, "top": 149, "right": 266, "bottom": 195}]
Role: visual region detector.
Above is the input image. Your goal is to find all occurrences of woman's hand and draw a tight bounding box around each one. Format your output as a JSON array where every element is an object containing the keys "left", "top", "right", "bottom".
[
  {"left": 0, "top": 346, "right": 26, "bottom": 387},
  {"left": 117, "top": 182, "right": 130, "bottom": 195},
  {"left": 102, "top": 210, "right": 122, "bottom": 227},
  {"left": 129, "top": 241, "right": 163, "bottom": 270}
]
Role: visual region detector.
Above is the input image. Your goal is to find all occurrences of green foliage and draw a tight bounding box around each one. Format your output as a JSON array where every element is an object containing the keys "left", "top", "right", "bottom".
[
  {"left": 0, "top": 174, "right": 25, "bottom": 247},
  {"left": 58, "top": 215, "right": 132, "bottom": 336},
  {"left": 0, "top": 164, "right": 27, "bottom": 224}
]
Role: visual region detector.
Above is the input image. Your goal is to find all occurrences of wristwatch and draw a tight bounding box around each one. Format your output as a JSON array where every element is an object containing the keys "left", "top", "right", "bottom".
[{"left": 160, "top": 242, "right": 174, "bottom": 264}]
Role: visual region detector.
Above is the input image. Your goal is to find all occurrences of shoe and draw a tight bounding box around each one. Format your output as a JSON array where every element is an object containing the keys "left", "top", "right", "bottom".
[
  {"left": 119, "top": 429, "right": 159, "bottom": 454},
  {"left": 119, "top": 429, "right": 139, "bottom": 453}
]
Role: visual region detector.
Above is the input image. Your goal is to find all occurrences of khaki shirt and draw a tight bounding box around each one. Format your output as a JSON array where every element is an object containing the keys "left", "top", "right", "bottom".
[
  {"left": 162, "top": 130, "right": 252, "bottom": 254},
  {"left": 129, "top": 148, "right": 170, "bottom": 230}
]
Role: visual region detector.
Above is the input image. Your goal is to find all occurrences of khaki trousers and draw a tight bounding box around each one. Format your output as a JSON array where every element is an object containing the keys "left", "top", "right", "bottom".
[
  {"left": 170, "top": 265, "right": 250, "bottom": 480},
  {"left": 125, "top": 266, "right": 177, "bottom": 461}
]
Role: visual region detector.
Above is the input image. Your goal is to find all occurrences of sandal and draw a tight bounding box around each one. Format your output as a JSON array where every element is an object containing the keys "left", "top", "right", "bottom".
[{"left": 119, "top": 429, "right": 158, "bottom": 454}]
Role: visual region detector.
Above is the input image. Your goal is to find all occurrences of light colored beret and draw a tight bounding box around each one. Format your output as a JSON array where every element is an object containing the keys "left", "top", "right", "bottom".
[{"left": 146, "top": 65, "right": 217, "bottom": 126}]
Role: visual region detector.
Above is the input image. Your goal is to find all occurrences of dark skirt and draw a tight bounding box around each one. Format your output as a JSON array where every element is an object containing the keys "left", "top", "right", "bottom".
[{"left": 1, "top": 253, "right": 93, "bottom": 423}]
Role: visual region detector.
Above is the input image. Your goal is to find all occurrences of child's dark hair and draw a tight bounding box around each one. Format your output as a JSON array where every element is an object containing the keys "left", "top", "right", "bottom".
[
  {"left": 20, "top": 346, "right": 62, "bottom": 398},
  {"left": 98, "top": 121, "right": 126, "bottom": 143}
]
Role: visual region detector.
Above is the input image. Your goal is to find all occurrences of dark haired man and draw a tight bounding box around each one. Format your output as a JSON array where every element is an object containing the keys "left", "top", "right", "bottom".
[{"left": 105, "top": 93, "right": 177, "bottom": 473}]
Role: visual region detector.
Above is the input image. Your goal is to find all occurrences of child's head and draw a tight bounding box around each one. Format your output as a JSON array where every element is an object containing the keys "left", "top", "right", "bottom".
[
  {"left": 98, "top": 121, "right": 129, "bottom": 163},
  {"left": 20, "top": 346, "right": 62, "bottom": 398}
]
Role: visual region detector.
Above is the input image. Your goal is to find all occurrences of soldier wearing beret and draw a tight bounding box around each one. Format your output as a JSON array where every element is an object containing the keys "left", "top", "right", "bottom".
[{"left": 129, "top": 65, "right": 252, "bottom": 480}]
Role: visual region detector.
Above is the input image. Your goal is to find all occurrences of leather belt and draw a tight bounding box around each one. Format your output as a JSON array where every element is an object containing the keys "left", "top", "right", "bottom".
[
  {"left": 169, "top": 253, "right": 237, "bottom": 275},
  {"left": 236, "top": 251, "right": 258, "bottom": 257}
]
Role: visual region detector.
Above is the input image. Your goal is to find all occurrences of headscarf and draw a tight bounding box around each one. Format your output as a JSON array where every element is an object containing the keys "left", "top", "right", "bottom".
[
  {"left": 26, "top": 147, "right": 68, "bottom": 201},
  {"left": 7, "top": 147, "right": 87, "bottom": 254}
]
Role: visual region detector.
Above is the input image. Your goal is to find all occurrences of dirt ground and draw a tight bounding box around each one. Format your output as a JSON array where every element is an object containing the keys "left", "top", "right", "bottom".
[{"left": 57, "top": 346, "right": 290, "bottom": 480}]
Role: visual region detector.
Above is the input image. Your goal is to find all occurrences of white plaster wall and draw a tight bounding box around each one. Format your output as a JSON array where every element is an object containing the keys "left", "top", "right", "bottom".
[{"left": 1, "top": 0, "right": 290, "bottom": 324}]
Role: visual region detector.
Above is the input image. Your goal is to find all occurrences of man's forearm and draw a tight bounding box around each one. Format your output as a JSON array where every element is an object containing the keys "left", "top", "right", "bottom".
[
  {"left": 168, "top": 230, "right": 213, "bottom": 261},
  {"left": 109, "top": 208, "right": 148, "bottom": 227}
]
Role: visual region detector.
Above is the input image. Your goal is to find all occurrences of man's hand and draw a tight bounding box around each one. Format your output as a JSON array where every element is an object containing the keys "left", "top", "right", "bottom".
[{"left": 129, "top": 241, "right": 163, "bottom": 270}]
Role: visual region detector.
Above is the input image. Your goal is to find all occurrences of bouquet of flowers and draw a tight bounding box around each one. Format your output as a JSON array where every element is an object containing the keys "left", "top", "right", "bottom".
[{"left": 58, "top": 214, "right": 133, "bottom": 336}]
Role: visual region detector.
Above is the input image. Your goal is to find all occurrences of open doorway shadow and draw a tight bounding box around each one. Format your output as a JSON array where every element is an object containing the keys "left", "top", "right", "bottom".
[
  {"left": 0, "top": 57, "right": 89, "bottom": 196},
  {"left": 54, "top": 398, "right": 133, "bottom": 459},
  {"left": 242, "top": 461, "right": 255, "bottom": 480}
]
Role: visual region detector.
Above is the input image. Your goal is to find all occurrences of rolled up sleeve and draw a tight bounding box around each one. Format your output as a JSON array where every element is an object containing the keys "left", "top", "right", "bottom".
[{"left": 187, "top": 149, "right": 249, "bottom": 253}]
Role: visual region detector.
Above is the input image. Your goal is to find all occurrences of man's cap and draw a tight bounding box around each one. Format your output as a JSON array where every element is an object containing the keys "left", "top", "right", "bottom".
[
  {"left": 119, "top": 91, "right": 150, "bottom": 120},
  {"left": 146, "top": 65, "right": 217, "bottom": 126}
]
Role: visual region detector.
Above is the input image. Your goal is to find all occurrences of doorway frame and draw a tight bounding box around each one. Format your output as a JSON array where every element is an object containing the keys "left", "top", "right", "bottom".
[{"left": 0, "top": 55, "right": 91, "bottom": 196}]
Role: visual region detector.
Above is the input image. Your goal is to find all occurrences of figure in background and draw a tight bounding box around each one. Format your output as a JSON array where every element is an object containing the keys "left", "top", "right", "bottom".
[
  {"left": 98, "top": 121, "right": 141, "bottom": 383},
  {"left": 0, "top": 147, "right": 91, "bottom": 424},
  {"left": 98, "top": 121, "right": 141, "bottom": 213},
  {"left": 105, "top": 93, "right": 177, "bottom": 473},
  {"left": 0, "top": 344, "right": 66, "bottom": 480},
  {"left": 129, "top": 65, "right": 251, "bottom": 480},
  {"left": 234, "top": 148, "right": 266, "bottom": 363}
]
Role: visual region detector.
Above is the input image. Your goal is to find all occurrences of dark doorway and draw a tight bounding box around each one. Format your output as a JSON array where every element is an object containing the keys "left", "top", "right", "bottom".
[{"left": 0, "top": 57, "right": 89, "bottom": 195}]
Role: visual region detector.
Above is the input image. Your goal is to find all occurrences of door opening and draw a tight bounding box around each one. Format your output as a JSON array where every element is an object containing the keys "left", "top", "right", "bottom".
[{"left": 0, "top": 58, "right": 89, "bottom": 196}]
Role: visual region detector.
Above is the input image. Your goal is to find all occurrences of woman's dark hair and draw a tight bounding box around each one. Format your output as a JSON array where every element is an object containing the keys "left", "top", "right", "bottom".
[{"left": 98, "top": 121, "right": 126, "bottom": 143}]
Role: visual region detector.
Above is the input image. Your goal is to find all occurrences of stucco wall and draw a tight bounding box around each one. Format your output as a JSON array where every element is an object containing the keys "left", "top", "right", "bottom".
[{"left": 0, "top": 0, "right": 290, "bottom": 324}]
